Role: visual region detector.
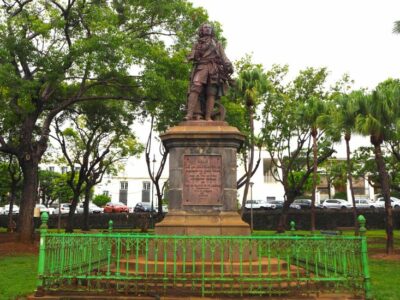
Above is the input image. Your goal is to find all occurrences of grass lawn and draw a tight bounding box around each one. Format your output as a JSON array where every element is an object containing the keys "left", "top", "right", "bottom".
[
  {"left": 370, "top": 259, "right": 400, "bottom": 300},
  {"left": 0, "top": 254, "right": 37, "bottom": 300},
  {"left": 0, "top": 229, "right": 399, "bottom": 299}
]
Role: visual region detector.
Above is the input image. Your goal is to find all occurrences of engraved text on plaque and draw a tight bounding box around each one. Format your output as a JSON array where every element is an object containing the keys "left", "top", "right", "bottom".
[{"left": 183, "top": 155, "right": 222, "bottom": 205}]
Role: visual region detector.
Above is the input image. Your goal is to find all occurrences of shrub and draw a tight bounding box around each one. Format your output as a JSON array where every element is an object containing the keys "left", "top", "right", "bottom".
[
  {"left": 93, "top": 194, "right": 111, "bottom": 207},
  {"left": 333, "top": 191, "right": 347, "bottom": 200}
]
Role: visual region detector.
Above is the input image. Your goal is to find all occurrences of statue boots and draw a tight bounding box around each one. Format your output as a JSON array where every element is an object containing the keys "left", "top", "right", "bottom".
[
  {"left": 205, "top": 96, "right": 215, "bottom": 121},
  {"left": 183, "top": 92, "right": 199, "bottom": 121}
]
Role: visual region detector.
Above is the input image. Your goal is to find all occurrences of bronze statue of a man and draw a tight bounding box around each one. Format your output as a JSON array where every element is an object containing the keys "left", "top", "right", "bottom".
[{"left": 184, "top": 23, "right": 233, "bottom": 121}]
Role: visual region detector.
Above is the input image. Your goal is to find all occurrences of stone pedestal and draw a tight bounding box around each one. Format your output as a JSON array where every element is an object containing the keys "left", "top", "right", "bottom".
[{"left": 155, "top": 121, "right": 250, "bottom": 235}]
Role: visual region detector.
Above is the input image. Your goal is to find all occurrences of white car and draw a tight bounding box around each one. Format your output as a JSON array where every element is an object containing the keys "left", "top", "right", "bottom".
[
  {"left": 0, "top": 206, "right": 4, "bottom": 215},
  {"left": 371, "top": 197, "right": 400, "bottom": 209},
  {"left": 353, "top": 198, "right": 375, "bottom": 209},
  {"left": 35, "top": 204, "right": 55, "bottom": 215},
  {"left": 53, "top": 203, "right": 71, "bottom": 215},
  {"left": 320, "top": 199, "right": 352, "bottom": 209},
  {"left": 76, "top": 203, "right": 103, "bottom": 214},
  {"left": 3, "top": 204, "right": 20, "bottom": 214},
  {"left": 245, "top": 200, "right": 276, "bottom": 210}
]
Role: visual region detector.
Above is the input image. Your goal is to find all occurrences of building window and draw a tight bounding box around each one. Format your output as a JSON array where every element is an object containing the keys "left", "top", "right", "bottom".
[
  {"left": 48, "top": 166, "right": 55, "bottom": 172},
  {"left": 263, "top": 158, "right": 277, "bottom": 183},
  {"left": 103, "top": 190, "right": 109, "bottom": 196},
  {"left": 74, "top": 166, "right": 81, "bottom": 172},
  {"left": 61, "top": 166, "right": 68, "bottom": 174},
  {"left": 120, "top": 181, "right": 128, "bottom": 190},
  {"left": 143, "top": 181, "right": 151, "bottom": 191}
]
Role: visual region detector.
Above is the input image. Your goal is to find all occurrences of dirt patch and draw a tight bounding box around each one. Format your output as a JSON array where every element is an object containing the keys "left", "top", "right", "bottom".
[
  {"left": 0, "top": 233, "right": 39, "bottom": 256},
  {"left": 370, "top": 253, "right": 400, "bottom": 261}
]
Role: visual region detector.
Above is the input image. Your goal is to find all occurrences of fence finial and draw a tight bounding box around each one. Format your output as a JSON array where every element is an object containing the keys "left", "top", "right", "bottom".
[
  {"left": 108, "top": 219, "right": 113, "bottom": 233},
  {"left": 290, "top": 220, "right": 296, "bottom": 232},
  {"left": 358, "top": 215, "right": 366, "bottom": 236},
  {"left": 40, "top": 212, "right": 49, "bottom": 231}
]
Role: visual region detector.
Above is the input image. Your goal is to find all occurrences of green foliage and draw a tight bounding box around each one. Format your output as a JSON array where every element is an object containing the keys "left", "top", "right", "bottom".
[
  {"left": 52, "top": 100, "right": 144, "bottom": 209},
  {"left": 0, "top": 0, "right": 212, "bottom": 239},
  {"left": 333, "top": 191, "right": 347, "bottom": 200},
  {"left": 356, "top": 79, "right": 400, "bottom": 142},
  {"left": 38, "top": 170, "right": 72, "bottom": 205},
  {"left": 288, "top": 171, "right": 318, "bottom": 195},
  {"left": 260, "top": 65, "right": 335, "bottom": 201},
  {"left": 92, "top": 194, "right": 111, "bottom": 207},
  {"left": 0, "top": 154, "right": 22, "bottom": 205}
]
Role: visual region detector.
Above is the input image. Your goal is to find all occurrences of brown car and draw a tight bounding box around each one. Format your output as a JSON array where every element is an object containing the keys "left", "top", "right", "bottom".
[{"left": 103, "top": 202, "right": 129, "bottom": 213}]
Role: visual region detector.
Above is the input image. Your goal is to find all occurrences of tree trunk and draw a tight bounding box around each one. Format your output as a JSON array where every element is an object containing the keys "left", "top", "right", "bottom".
[
  {"left": 81, "top": 186, "right": 91, "bottom": 231},
  {"left": 66, "top": 191, "right": 80, "bottom": 233},
  {"left": 345, "top": 134, "right": 358, "bottom": 233},
  {"left": 240, "top": 104, "right": 255, "bottom": 217},
  {"left": 372, "top": 139, "right": 394, "bottom": 254},
  {"left": 311, "top": 129, "right": 318, "bottom": 232},
  {"left": 18, "top": 160, "right": 39, "bottom": 242},
  {"left": 276, "top": 193, "right": 295, "bottom": 233}
]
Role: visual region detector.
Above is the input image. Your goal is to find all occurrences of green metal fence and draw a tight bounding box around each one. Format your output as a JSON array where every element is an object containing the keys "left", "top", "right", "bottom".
[{"left": 35, "top": 214, "right": 371, "bottom": 298}]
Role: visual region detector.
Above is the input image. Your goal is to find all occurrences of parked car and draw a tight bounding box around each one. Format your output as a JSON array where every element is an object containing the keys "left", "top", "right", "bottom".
[
  {"left": 3, "top": 204, "right": 19, "bottom": 215},
  {"left": 245, "top": 200, "right": 276, "bottom": 210},
  {"left": 320, "top": 199, "right": 352, "bottom": 209},
  {"left": 293, "top": 199, "right": 312, "bottom": 209},
  {"left": 53, "top": 203, "right": 71, "bottom": 215},
  {"left": 76, "top": 203, "right": 103, "bottom": 214},
  {"left": 270, "top": 200, "right": 301, "bottom": 210},
  {"left": 371, "top": 197, "right": 400, "bottom": 209},
  {"left": 104, "top": 202, "right": 129, "bottom": 213},
  {"left": 353, "top": 198, "right": 374, "bottom": 209},
  {"left": 35, "top": 204, "right": 55, "bottom": 215},
  {"left": 134, "top": 202, "right": 156, "bottom": 213}
]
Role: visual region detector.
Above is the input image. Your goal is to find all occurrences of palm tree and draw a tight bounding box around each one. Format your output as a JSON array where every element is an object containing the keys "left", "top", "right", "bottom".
[
  {"left": 298, "top": 96, "right": 326, "bottom": 231},
  {"left": 334, "top": 92, "right": 362, "bottom": 232},
  {"left": 235, "top": 66, "right": 269, "bottom": 216},
  {"left": 356, "top": 80, "right": 400, "bottom": 254}
]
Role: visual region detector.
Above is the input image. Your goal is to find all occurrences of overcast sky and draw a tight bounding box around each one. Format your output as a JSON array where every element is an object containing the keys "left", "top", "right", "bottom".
[{"left": 190, "top": 0, "right": 400, "bottom": 89}]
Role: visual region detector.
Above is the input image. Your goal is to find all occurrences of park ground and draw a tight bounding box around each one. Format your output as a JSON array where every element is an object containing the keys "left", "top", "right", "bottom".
[{"left": 0, "top": 230, "right": 399, "bottom": 300}]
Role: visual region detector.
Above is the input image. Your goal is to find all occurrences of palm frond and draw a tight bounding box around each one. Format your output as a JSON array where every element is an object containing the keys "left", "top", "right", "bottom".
[{"left": 393, "top": 20, "right": 400, "bottom": 34}]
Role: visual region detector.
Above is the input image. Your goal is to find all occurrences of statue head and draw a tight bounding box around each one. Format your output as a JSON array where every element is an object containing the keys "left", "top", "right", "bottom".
[{"left": 198, "top": 23, "right": 214, "bottom": 37}]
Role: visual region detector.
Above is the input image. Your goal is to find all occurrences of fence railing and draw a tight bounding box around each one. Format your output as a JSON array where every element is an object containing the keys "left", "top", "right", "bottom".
[{"left": 35, "top": 214, "right": 371, "bottom": 298}]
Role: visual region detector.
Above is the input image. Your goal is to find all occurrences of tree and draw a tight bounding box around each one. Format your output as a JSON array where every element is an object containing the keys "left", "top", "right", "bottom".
[
  {"left": 319, "top": 78, "right": 362, "bottom": 231},
  {"left": 319, "top": 159, "right": 348, "bottom": 199},
  {"left": 261, "top": 65, "right": 335, "bottom": 232},
  {"left": 356, "top": 79, "right": 400, "bottom": 254},
  {"left": 230, "top": 59, "right": 268, "bottom": 215},
  {"left": 298, "top": 95, "right": 327, "bottom": 231},
  {"left": 38, "top": 169, "right": 64, "bottom": 207},
  {"left": 0, "top": 1, "right": 208, "bottom": 241},
  {"left": 0, "top": 153, "right": 22, "bottom": 232},
  {"left": 51, "top": 101, "right": 143, "bottom": 232}
]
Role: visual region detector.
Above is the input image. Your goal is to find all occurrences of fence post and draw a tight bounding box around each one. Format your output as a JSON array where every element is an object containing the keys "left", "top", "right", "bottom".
[
  {"left": 106, "top": 220, "right": 113, "bottom": 276},
  {"left": 35, "top": 212, "right": 49, "bottom": 297},
  {"left": 290, "top": 221, "right": 296, "bottom": 235},
  {"left": 358, "top": 215, "right": 371, "bottom": 299}
]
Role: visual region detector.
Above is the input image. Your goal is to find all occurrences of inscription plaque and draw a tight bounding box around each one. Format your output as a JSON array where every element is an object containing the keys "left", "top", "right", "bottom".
[{"left": 183, "top": 155, "right": 222, "bottom": 205}]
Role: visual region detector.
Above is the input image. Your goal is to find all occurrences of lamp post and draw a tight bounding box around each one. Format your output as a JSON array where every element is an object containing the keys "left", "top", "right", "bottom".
[
  {"left": 250, "top": 182, "right": 254, "bottom": 234},
  {"left": 151, "top": 154, "right": 156, "bottom": 212}
]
